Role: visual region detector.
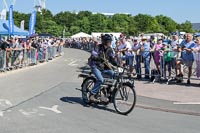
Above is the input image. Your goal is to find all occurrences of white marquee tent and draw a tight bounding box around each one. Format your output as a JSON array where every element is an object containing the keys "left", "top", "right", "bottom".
[
  {"left": 91, "top": 32, "right": 121, "bottom": 38},
  {"left": 71, "top": 32, "right": 91, "bottom": 38}
]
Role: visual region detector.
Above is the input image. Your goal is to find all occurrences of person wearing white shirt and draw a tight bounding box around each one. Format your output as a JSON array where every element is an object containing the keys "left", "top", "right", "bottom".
[
  {"left": 119, "top": 36, "right": 134, "bottom": 74},
  {"left": 118, "top": 38, "right": 127, "bottom": 66},
  {"left": 171, "top": 32, "right": 183, "bottom": 76},
  {"left": 125, "top": 38, "right": 135, "bottom": 74}
]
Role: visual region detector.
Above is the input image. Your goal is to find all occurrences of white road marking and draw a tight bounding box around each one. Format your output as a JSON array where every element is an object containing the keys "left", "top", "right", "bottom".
[
  {"left": 68, "top": 60, "right": 78, "bottom": 66},
  {"left": 19, "top": 109, "right": 38, "bottom": 117},
  {"left": 0, "top": 111, "right": 5, "bottom": 117},
  {"left": 0, "top": 99, "right": 13, "bottom": 107},
  {"left": 39, "top": 114, "right": 45, "bottom": 116},
  {"left": 39, "top": 105, "right": 62, "bottom": 114},
  {"left": 173, "top": 102, "right": 200, "bottom": 105}
]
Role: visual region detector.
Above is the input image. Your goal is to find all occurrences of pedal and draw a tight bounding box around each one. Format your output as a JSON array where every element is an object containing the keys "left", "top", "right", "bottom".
[{"left": 75, "top": 88, "right": 82, "bottom": 91}]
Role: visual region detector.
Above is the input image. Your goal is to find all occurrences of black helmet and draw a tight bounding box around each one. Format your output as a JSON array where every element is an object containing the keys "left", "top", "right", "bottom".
[{"left": 102, "top": 34, "right": 112, "bottom": 43}]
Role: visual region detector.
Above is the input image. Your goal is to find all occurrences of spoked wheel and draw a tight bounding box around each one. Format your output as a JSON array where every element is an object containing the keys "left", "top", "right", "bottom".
[
  {"left": 82, "top": 79, "right": 95, "bottom": 104},
  {"left": 113, "top": 83, "right": 136, "bottom": 115}
]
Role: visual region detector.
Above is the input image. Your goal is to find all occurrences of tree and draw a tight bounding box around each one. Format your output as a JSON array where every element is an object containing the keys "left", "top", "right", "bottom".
[
  {"left": 13, "top": 11, "right": 30, "bottom": 30},
  {"left": 134, "top": 14, "right": 161, "bottom": 33},
  {"left": 106, "top": 17, "right": 113, "bottom": 32},
  {"left": 69, "top": 26, "right": 80, "bottom": 35},
  {"left": 179, "top": 20, "right": 194, "bottom": 33},
  {"left": 155, "top": 15, "right": 177, "bottom": 34},
  {"left": 37, "top": 20, "right": 63, "bottom": 36},
  {"left": 11, "top": 9, "right": 193, "bottom": 37},
  {"left": 112, "top": 14, "right": 130, "bottom": 34},
  {"left": 41, "top": 9, "right": 54, "bottom": 20},
  {"left": 77, "top": 11, "right": 92, "bottom": 19},
  {"left": 128, "top": 16, "right": 137, "bottom": 35},
  {"left": 89, "top": 13, "right": 107, "bottom": 32},
  {"left": 77, "top": 17, "right": 90, "bottom": 33},
  {"left": 54, "top": 11, "right": 77, "bottom": 28}
]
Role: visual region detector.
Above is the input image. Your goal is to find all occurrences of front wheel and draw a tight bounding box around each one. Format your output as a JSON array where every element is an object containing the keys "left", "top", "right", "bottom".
[
  {"left": 82, "top": 78, "right": 95, "bottom": 104},
  {"left": 113, "top": 83, "right": 136, "bottom": 115}
]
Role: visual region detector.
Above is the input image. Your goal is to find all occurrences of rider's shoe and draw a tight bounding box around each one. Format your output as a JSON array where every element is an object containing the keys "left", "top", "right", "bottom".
[
  {"left": 100, "top": 96, "right": 109, "bottom": 103},
  {"left": 89, "top": 94, "right": 99, "bottom": 103}
]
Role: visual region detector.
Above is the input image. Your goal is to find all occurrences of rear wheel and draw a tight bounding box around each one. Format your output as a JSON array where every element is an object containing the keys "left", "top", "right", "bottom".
[
  {"left": 82, "top": 79, "right": 95, "bottom": 104},
  {"left": 113, "top": 83, "right": 136, "bottom": 115}
]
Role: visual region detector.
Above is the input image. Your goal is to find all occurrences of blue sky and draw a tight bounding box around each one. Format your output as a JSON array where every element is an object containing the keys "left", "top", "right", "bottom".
[{"left": 1, "top": 0, "right": 200, "bottom": 23}]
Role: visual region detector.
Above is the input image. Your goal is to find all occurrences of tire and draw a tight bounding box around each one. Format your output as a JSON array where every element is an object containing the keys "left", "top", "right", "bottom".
[
  {"left": 113, "top": 83, "right": 136, "bottom": 115},
  {"left": 82, "top": 78, "right": 95, "bottom": 104}
]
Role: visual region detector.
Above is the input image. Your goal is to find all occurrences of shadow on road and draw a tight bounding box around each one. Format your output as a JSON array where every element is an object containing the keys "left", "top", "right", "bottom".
[{"left": 60, "top": 96, "right": 116, "bottom": 114}]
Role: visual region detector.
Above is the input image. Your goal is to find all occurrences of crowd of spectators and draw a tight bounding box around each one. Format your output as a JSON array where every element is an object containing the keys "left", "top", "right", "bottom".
[
  {"left": 0, "top": 36, "right": 64, "bottom": 71},
  {"left": 65, "top": 33, "right": 200, "bottom": 85}
]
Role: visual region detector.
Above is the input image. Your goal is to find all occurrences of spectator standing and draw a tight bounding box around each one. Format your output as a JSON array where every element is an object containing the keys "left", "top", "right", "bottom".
[
  {"left": 180, "top": 33, "right": 196, "bottom": 84},
  {"left": 118, "top": 36, "right": 127, "bottom": 66},
  {"left": 152, "top": 39, "right": 163, "bottom": 75},
  {"left": 194, "top": 37, "right": 200, "bottom": 79},
  {"left": 132, "top": 38, "right": 142, "bottom": 79},
  {"left": 125, "top": 36, "right": 134, "bottom": 74},
  {"left": 141, "top": 37, "right": 151, "bottom": 79},
  {"left": 171, "top": 32, "right": 183, "bottom": 75},
  {"left": 162, "top": 42, "right": 172, "bottom": 79}
]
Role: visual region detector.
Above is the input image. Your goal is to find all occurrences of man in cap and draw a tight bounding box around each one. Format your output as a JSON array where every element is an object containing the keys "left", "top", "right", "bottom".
[
  {"left": 132, "top": 37, "right": 142, "bottom": 79},
  {"left": 180, "top": 33, "right": 195, "bottom": 84},
  {"left": 171, "top": 32, "right": 183, "bottom": 78},
  {"left": 141, "top": 37, "right": 151, "bottom": 79}
]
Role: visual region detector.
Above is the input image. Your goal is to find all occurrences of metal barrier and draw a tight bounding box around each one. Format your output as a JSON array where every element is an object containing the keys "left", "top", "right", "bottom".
[
  {"left": 0, "top": 45, "right": 63, "bottom": 73},
  {"left": 0, "top": 50, "right": 6, "bottom": 71},
  {"left": 115, "top": 49, "right": 199, "bottom": 84}
]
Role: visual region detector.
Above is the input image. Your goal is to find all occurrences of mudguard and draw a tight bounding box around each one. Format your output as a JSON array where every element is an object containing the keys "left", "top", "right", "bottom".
[
  {"left": 124, "top": 81, "right": 135, "bottom": 88},
  {"left": 81, "top": 76, "right": 96, "bottom": 87}
]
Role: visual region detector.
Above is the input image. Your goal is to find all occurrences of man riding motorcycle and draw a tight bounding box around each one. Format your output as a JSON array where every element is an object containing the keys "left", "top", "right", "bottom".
[{"left": 88, "top": 34, "right": 118, "bottom": 102}]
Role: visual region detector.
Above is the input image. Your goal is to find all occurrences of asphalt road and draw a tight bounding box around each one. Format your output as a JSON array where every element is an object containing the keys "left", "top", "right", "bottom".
[{"left": 0, "top": 48, "right": 199, "bottom": 133}]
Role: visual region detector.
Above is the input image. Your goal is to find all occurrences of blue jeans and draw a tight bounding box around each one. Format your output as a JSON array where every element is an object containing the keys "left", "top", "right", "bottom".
[
  {"left": 31, "top": 49, "right": 37, "bottom": 64},
  {"left": 144, "top": 57, "right": 150, "bottom": 79},
  {"left": 90, "top": 67, "right": 114, "bottom": 95},
  {"left": 48, "top": 47, "right": 53, "bottom": 59},
  {"left": 126, "top": 55, "right": 134, "bottom": 67},
  {"left": 38, "top": 48, "right": 44, "bottom": 61},
  {"left": 135, "top": 55, "right": 142, "bottom": 77}
]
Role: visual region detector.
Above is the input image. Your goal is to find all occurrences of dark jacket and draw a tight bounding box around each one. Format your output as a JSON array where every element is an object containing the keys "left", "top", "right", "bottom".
[
  {"left": 0, "top": 41, "right": 9, "bottom": 50},
  {"left": 88, "top": 44, "right": 117, "bottom": 70}
]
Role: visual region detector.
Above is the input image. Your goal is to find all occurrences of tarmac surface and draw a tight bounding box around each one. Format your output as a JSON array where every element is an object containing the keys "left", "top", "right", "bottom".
[
  {"left": 77, "top": 48, "right": 200, "bottom": 116},
  {"left": 0, "top": 48, "right": 200, "bottom": 133},
  {"left": 0, "top": 48, "right": 200, "bottom": 116}
]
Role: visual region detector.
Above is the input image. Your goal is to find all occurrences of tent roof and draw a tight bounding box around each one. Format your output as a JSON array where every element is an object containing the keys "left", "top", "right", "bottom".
[
  {"left": 71, "top": 32, "right": 91, "bottom": 38},
  {"left": 0, "top": 20, "right": 29, "bottom": 36}
]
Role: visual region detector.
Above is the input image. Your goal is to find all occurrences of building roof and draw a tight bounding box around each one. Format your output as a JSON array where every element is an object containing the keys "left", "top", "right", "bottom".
[{"left": 192, "top": 23, "right": 200, "bottom": 31}]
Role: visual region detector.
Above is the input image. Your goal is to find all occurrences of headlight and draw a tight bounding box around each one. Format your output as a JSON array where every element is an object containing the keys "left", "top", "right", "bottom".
[{"left": 118, "top": 67, "right": 123, "bottom": 73}]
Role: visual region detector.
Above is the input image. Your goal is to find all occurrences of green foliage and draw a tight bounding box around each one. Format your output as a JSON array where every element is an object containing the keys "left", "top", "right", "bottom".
[
  {"left": 134, "top": 14, "right": 161, "bottom": 33},
  {"left": 11, "top": 10, "right": 194, "bottom": 37},
  {"left": 179, "top": 20, "right": 194, "bottom": 33},
  {"left": 89, "top": 13, "right": 107, "bottom": 32},
  {"left": 155, "top": 15, "right": 177, "bottom": 34},
  {"left": 41, "top": 9, "right": 54, "bottom": 20},
  {"left": 112, "top": 14, "right": 130, "bottom": 34},
  {"left": 69, "top": 26, "right": 80, "bottom": 35}
]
